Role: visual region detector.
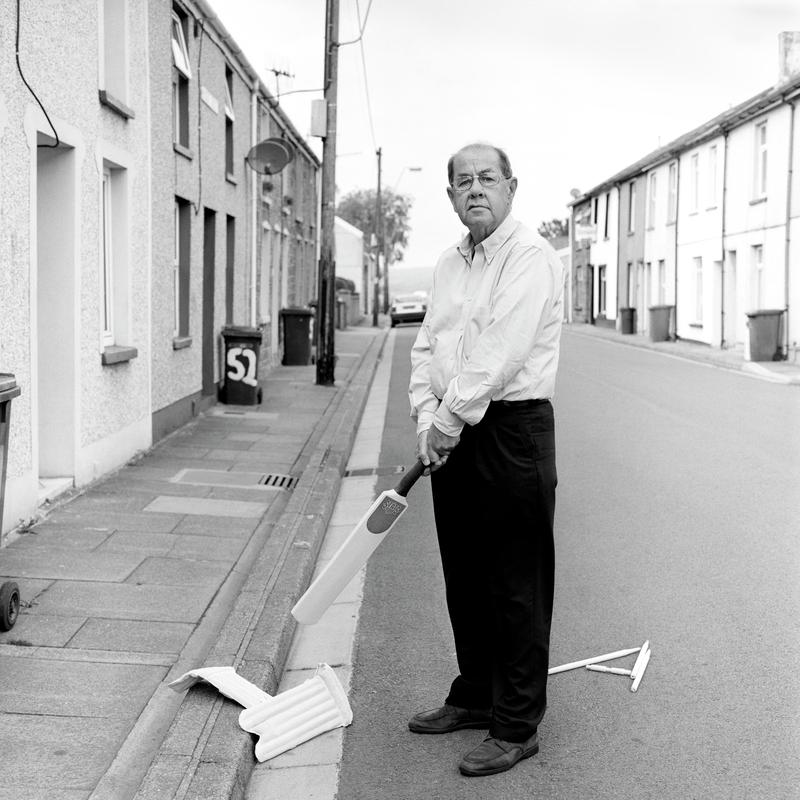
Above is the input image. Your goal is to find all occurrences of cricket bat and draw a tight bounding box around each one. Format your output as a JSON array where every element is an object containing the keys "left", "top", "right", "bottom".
[{"left": 291, "top": 460, "right": 426, "bottom": 624}]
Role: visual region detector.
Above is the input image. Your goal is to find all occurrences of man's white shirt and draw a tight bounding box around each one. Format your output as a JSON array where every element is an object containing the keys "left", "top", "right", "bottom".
[{"left": 409, "top": 214, "right": 564, "bottom": 437}]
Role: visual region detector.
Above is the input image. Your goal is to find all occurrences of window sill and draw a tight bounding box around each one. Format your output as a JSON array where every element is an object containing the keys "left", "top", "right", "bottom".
[
  {"left": 99, "top": 90, "right": 136, "bottom": 120},
  {"left": 706, "top": 205, "right": 718, "bottom": 212},
  {"left": 226, "top": 172, "right": 237, "bottom": 185},
  {"left": 689, "top": 323, "right": 703, "bottom": 329},
  {"left": 101, "top": 344, "right": 138, "bottom": 365},
  {"left": 749, "top": 196, "right": 767, "bottom": 206},
  {"left": 174, "top": 142, "right": 193, "bottom": 160},
  {"left": 688, "top": 210, "right": 699, "bottom": 216},
  {"left": 172, "top": 336, "right": 192, "bottom": 350},
  {"left": 627, "top": 231, "right": 635, "bottom": 237}
]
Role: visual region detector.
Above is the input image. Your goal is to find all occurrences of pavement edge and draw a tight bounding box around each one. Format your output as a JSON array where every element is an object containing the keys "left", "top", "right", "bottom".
[{"left": 133, "top": 330, "right": 389, "bottom": 800}]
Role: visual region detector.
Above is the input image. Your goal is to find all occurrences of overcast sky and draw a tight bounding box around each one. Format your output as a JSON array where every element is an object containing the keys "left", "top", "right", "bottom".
[{"left": 207, "top": 0, "right": 800, "bottom": 268}]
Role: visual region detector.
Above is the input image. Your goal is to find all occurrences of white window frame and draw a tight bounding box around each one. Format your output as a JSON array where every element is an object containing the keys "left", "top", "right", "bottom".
[
  {"left": 628, "top": 181, "right": 636, "bottom": 234},
  {"left": 224, "top": 68, "right": 235, "bottom": 121},
  {"left": 101, "top": 0, "right": 128, "bottom": 103},
  {"left": 707, "top": 144, "right": 718, "bottom": 208},
  {"left": 667, "top": 161, "right": 677, "bottom": 223},
  {"left": 171, "top": 12, "right": 191, "bottom": 79},
  {"left": 174, "top": 201, "right": 181, "bottom": 336},
  {"left": 754, "top": 121, "right": 767, "bottom": 198},
  {"left": 647, "top": 172, "right": 657, "bottom": 228},
  {"left": 690, "top": 153, "right": 699, "bottom": 213},
  {"left": 101, "top": 168, "right": 115, "bottom": 346},
  {"left": 657, "top": 259, "right": 666, "bottom": 304}
]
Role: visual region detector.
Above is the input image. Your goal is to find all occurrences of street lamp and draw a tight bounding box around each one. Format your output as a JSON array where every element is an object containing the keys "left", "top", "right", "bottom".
[{"left": 384, "top": 166, "right": 422, "bottom": 312}]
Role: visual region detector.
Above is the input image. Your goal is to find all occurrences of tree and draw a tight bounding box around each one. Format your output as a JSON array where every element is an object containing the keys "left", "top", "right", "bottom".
[
  {"left": 336, "top": 188, "right": 413, "bottom": 265},
  {"left": 537, "top": 218, "right": 569, "bottom": 240}
]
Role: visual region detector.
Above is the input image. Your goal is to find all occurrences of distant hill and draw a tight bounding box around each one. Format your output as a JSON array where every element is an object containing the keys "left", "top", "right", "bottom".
[{"left": 388, "top": 265, "right": 434, "bottom": 300}]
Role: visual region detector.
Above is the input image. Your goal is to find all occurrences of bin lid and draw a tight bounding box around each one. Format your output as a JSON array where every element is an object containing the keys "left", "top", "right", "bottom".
[
  {"left": 744, "top": 308, "right": 784, "bottom": 318},
  {"left": 221, "top": 325, "right": 263, "bottom": 338},
  {"left": 280, "top": 307, "right": 313, "bottom": 317},
  {"left": 0, "top": 373, "right": 17, "bottom": 393}
]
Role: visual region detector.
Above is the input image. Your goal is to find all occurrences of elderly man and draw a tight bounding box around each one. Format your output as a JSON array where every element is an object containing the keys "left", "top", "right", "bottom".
[{"left": 407, "top": 142, "right": 564, "bottom": 777}]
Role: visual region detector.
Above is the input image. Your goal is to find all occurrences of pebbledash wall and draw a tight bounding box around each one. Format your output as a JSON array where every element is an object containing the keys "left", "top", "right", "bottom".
[
  {"left": 570, "top": 33, "right": 800, "bottom": 354},
  {"left": 0, "top": 0, "right": 319, "bottom": 537}
]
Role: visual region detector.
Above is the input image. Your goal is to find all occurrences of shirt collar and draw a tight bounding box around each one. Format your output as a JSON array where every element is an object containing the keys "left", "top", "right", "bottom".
[{"left": 456, "top": 214, "right": 518, "bottom": 264}]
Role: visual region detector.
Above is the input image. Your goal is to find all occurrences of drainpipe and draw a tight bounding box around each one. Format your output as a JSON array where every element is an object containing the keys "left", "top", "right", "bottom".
[
  {"left": 783, "top": 99, "right": 795, "bottom": 359},
  {"left": 720, "top": 129, "right": 729, "bottom": 348},
  {"left": 250, "top": 83, "right": 258, "bottom": 327},
  {"left": 673, "top": 158, "right": 681, "bottom": 338}
]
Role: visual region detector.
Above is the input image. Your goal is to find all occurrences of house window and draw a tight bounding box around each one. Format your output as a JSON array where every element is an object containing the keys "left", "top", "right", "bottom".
[
  {"left": 751, "top": 244, "right": 764, "bottom": 307},
  {"left": 224, "top": 66, "right": 235, "bottom": 179},
  {"left": 174, "top": 197, "right": 191, "bottom": 338},
  {"left": 628, "top": 181, "right": 636, "bottom": 233},
  {"left": 647, "top": 172, "right": 657, "bottom": 228},
  {"left": 171, "top": 9, "right": 191, "bottom": 148},
  {"left": 598, "top": 265, "right": 607, "bottom": 315},
  {"left": 593, "top": 196, "right": 599, "bottom": 225},
  {"left": 101, "top": 169, "right": 115, "bottom": 346},
  {"left": 754, "top": 121, "right": 767, "bottom": 198},
  {"left": 690, "top": 153, "right": 699, "bottom": 213},
  {"left": 626, "top": 262, "right": 634, "bottom": 306},
  {"left": 693, "top": 256, "right": 703, "bottom": 324},
  {"left": 667, "top": 161, "right": 677, "bottom": 223},
  {"left": 603, "top": 192, "right": 610, "bottom": 239},
  {"left": 657, "top": 259, "right": 666, "bottom": 304},
  {"left": 708, "top": 144, "right": 718, "bottom": 208},
  {"left": 100, "top": 162, "right": 130, "bottom": 350},
  {"left": 101, "top": 0, "right": 128, "bottom": 107}
]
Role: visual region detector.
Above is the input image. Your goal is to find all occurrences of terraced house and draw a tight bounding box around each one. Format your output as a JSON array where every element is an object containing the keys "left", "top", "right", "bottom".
[
  {"left": 0, "top": 0, "right": 319, "bottom": 537},
  {"left": 569, "top": 32, "right": 800, "bottom": 361}
]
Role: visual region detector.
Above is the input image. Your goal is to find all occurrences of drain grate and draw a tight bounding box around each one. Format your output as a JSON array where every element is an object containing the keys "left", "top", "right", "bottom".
[
  {"left": 171, "top": 468, "right": 298, "bottom": 491},
  {"left": 258, "top": 473, "right": 299, "bottom": 489},
  {"left": 344, "top": 465, "right": 407, "bottom": 478}
]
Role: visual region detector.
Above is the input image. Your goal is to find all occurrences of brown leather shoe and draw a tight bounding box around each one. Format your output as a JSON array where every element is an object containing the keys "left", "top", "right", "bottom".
[
  {"left": 408, "top": 704, "right": 492, "bottom": 734},
  {"left": 458, "top": 733, "right": 540, "bottom": 776}
]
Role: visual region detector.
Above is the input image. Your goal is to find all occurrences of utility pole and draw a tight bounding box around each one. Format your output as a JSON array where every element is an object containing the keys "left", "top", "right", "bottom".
[
  {"left": 372, "top": 147, "right": 382, "bottom": 327},
  {"left": 315, "top": 0, "right": 339, "bottom": 386}
]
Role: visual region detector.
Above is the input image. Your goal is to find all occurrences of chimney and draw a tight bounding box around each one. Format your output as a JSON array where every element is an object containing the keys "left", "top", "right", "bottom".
[{"left": 779, "top": 32, "right": 800, "bottom": 83}]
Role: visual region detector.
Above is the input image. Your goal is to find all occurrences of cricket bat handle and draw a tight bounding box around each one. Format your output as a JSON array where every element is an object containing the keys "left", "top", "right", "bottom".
[{"left": 395, "top": 460, "right": 425, "bottom": 497}]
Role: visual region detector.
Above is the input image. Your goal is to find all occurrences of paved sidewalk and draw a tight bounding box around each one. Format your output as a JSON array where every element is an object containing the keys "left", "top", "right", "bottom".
[
  {"left": 565, "top": 322, "right": 800, "bottom": 385},
  {"left": 0, "top": 321, "right": 388, "bottom": 800}
]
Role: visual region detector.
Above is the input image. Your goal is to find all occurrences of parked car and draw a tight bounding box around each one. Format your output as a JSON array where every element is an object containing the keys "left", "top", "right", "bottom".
[{"left": 390, "top": 293, "right": 427, "bottom": 327}]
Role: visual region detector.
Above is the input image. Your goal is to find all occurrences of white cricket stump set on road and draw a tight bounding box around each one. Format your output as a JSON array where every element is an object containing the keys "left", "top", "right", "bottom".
[{"left": 166, "top": 329, "right": 653, "bottom": 797}]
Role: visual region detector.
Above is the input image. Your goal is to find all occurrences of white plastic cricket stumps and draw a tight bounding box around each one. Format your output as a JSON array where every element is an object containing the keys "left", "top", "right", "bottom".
[
  {"left": 239, "top": 664, "right": 353, "bottom": 762},
  {"left": 548, "top": 647, "right": 641, "bottom": 675}
]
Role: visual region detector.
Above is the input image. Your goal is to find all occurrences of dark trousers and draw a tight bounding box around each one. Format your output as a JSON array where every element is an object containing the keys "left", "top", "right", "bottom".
[{"left": 430, "top": 400, "right": 556, "bottom": 742}]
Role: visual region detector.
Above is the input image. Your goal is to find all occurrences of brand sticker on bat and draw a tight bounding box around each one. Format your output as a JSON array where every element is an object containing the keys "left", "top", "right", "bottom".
[{"left": 366, "top": 497, "right": 406, "bottom": 534}]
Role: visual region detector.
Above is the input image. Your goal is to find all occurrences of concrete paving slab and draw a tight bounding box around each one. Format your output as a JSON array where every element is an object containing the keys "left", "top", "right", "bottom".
[
  {"left": 0, "top": 655, "right": 165, "bottom": 716},
  {"left": 56, "top": 494, "right": 155, "bottom": 513},
  {"left": 96, "top": 531, "right": 177, "bottom": 556},
  {"left": 143, "top": 496, "right": 269, "bottom": 518},
  {"left": 0, "top": 714, "right": 131, "bottom": 799},
  {"left": 171, "top": 515, "right": 258, "bottom": 537},
  {"left": 92, "top": 478, "right": 214, "bottom": 498},
  {"left": 10, "top": 528, "right": 111, "bottom": 550},
  {"left": 68, "top": 618, "right": 194, "bottom": 653},
  {"left": 0, "top": 577, "right": 52, "bottom": 603},
  {"left": 0, "top": 547, "right": 143, "bottom": 581},
  {"left": 34, "top": 511, "right": 184, "bottom": 533},
  {"left": 154, "top": 445, "right": 212, "bottom": 459},
  {"left": 206, "top": 486, "right": 285, "bottom": 503},
  {"left": 125, "top": 556, "right": 231, "bottom": 586},
  {"left": 0, "top": 612, "right": 86, "bottom": 646},
  {"left": 141, "top": 457, "right": 243, "bottom": 472},
  {"left": 227, "top": 432, "right": 270, "bottom": 442},
  {"left": 34, "top": 580, "right": 217, "bottom": 622},
  {"left": 169, "top": 534, "right": 247, "bottom": 562}
]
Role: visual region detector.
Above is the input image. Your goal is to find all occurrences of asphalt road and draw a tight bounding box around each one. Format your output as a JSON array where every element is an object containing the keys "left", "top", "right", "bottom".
[{"left": 336, "top": 325, "right": 800, "bottom": 800}]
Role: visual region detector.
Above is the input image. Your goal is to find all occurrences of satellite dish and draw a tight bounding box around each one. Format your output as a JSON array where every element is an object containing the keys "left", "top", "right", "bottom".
[{"left": 246, "top": 138, "right": 295, "bottom": 175}]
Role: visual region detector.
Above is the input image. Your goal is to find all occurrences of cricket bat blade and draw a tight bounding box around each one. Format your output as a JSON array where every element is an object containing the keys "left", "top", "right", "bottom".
[{"left": 291, "top": 461, "right": 425, "bottom": 624}]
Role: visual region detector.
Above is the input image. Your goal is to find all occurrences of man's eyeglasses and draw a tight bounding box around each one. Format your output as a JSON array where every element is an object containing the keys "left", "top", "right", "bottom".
[{"left": 451, "top": 174, "right": 510, "bottom": 193}]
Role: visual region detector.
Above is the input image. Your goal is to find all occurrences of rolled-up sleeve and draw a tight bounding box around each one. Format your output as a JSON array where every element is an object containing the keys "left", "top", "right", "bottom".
[{"left": 409, "top": 316, "right": 441, "bottom": 435}]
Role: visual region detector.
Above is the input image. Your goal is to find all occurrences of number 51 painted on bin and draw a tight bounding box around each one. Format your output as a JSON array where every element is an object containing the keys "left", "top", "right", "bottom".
[{"left": 227, "top": 346, "right": 258, "bottom": 386}]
